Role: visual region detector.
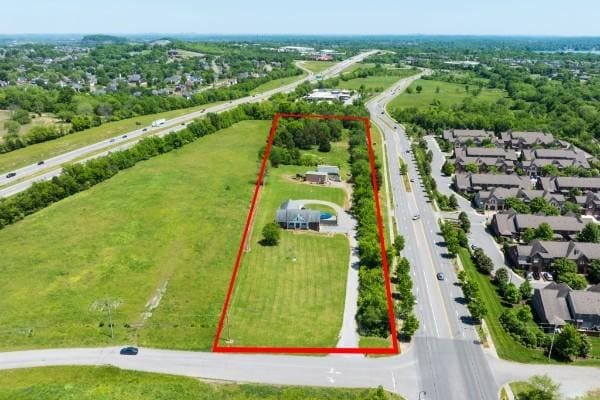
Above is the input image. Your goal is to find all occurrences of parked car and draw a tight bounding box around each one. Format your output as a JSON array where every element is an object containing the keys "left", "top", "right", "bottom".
[
  {"left": 526, "top": 272, "right": 534, "bottom": 281},
  {"left": 410, "top": 178, "right": 415, "bottom": 182},
  {"left": 5, "top": 172, "right": 16, "bottom": 178},
  {"left": 543, "top": 272, "right": 554, "bottom": 281},
  {"left": 412, "top": 214, "right": 420, "bottom": 220},
  {"left": 119, "top": 346, "right": 139, "bottom": 355},
  {"left": 437, "top": 272, "right": 445, "bottom": 281},
  {"left": 532, "top": 271, "right": 541, "bottom": 280},
  {"left": 37, "top": 160, "right": 45, "bottom": 165},
  {"left": 470, "top": 244, "right": 478, "bottom": 250}
]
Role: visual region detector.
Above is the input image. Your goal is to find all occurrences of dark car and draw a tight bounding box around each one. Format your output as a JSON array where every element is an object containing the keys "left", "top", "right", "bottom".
[
  {"left": 380, "top": 111, "right": 384, "bottom": 114},
  {"left": 37, "top": 160, "right": 45, "bottom": 165},
  {"left": 532, "top": 271, "right": 541, "bottom": 280},
  {"left": 122, "top": 135, "right": 128, "bottom": 139},
  {"left": 142, "top": 128, "right": 148, "bottom": 132},
  {"left": 436, "top": 272, "right": 445, "bottom": 281},
  {"left": 120, "top": 346, "right": 138, "bottom": 355},
  {"left": 6, "top": 172, "right": 16, "bottom": 178}
]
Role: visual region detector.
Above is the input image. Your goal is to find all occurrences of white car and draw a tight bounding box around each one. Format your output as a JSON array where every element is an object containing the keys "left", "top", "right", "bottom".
[{"left": 412, "top": 214, "right": 420, "bottom": 220}]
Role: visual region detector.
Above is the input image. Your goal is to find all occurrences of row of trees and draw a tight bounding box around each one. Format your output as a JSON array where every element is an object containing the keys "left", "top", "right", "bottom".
[{"left": 393, "top": 236, "right": 419, "bottom": 339}]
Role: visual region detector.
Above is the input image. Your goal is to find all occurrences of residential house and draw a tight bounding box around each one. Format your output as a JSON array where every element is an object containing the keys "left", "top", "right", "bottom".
[
  {"left": 454, "top": 173, "right": 531, "bottom": 193},
  {"left": 538, "top": 176, "right": 600, "bottom": 194},
  {"left": 491, "top": 211, "right": 585, "bottom": 240},
  {"left": 454, "top": 146, "right": 517, "bottom": 173},
  {"left": 576, "top": 191, "right": 600, "bottom": 217},
  {"left": 508, "top": 239, "right": 600, "bottom": 274},
  {"left": 442, "top": 129, "right": 499, "bottom": 147},
  {"left": 275, "top": 200, "right": 320, "bottom": 231},
  {"left": 532, "top": 282, "right": 600, "bottom": 330},
  {"left": 500, "top": 131, "right": 556, "bottom": 151},
  {"left": 474, "top": 188, "right": 565, "bottom": 211},
  {"left": 521, "top": 148, "right": 590, "bottom": 177}
]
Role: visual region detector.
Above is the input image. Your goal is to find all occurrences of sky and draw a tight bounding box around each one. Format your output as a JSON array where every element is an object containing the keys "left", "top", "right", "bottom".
[{"left": 2, "top": 0, "right": 600, "bottom": 36}]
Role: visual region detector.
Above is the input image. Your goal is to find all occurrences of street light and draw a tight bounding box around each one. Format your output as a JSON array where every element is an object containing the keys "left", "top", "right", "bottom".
[
  {"left": 547, "top": 322, "right": 560, "bottom": 360},
  {"left": 418, "top": 390, "right": 427, "bottom": 399}
]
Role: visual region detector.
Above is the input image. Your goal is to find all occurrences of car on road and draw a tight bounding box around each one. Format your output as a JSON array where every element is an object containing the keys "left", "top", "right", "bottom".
[
  {"left": 405, "top": 149, "right": 410, "bottom": 153},
  {"left": 410, "top": 178, "right": 415, "bottom": 182},
  {"left": 533, "top": 271, "right": 541, "bottom": 280},
  {"left": 119, "top": 346, "right": 138, "bottom": 355},
  {"left": 470, "top": 244, "right": 478, "bottom": 250},
  {"left": 436, "top": 272, "right": 445, "bottom": 281},
  {"left": 5, "top": 172, "right": 16, "bottom": 178},
  {"left": 110, "top": 138, "right": 116, "bottom": 143},
  {"left": 122, "top": 135, "right": 128, "bottom": 139},
  {"left": 37, "top": 161, "right": 45, "bottom": 165},
  {"left": 142, "top": 128, "right": 147, "bottom": 132},
  {"left": 543, "top": 272, "right": 554, "bottom": 281},
  {"left": 380, "top": 111, "right": 384, "bottom": 115},
  {"left": 412, "top": 214, "right": 420, "bottom": 220}
]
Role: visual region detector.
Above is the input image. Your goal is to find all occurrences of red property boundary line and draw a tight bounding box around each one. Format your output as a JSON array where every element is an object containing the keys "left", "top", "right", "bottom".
[{"left": 212, "top": 113, "right": 398, "bottom": 355}]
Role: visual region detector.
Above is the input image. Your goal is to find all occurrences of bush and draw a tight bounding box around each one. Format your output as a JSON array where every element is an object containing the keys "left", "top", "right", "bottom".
[{"left": 261, "top": 222, "right": 281, "bottom": 246}]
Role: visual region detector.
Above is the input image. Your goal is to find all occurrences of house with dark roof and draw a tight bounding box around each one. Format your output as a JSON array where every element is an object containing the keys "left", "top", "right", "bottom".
[
  {"left": 454, "top": 173, "right": 531, "bottom": 193},
  {"left": 491, "top": 211, "right": 585, "bottom": 241},
  {"left": 521, "top": 148, "right": 590, "bottom": 177},
  {"left": 275, "top": 200, "right": 320, "bottom": 231},
  {"left": 576, "top": 191, "right": 600, "bottom": 217},
  {"left": 474, "top": 188, "right": 565, "bottom": 211},
  {"left": 500, "top": 131, "right": 557, "bottom": 151},
  {"left": 454, "top": 147, "right": 518, "bottom": 173},
  {"left": 532, "top": 282, "right": 600, "bottom": 330},
  {"left": 537, "top": 176, "right": 600, "bottom": 194},
  {"left": 443, "top": 129, "right": 500, "bottom": 147},
  {"left": 508, "top": 239, "right": 600, "bottom": 274}
]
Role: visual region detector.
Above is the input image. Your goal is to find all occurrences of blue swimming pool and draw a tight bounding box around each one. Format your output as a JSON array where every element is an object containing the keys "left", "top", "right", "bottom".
[{"left": 320, "top": 212, "right": 333, "bottom": 220}]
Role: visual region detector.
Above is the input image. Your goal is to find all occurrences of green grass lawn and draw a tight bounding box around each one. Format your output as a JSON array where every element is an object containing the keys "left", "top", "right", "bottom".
[
  {"left": 459, "top": 248, "right": 600, "bottom": 366},
  {"left": 225, "top": 159, "right": 349, "bottom": 347},
  {"left": 299, "top": 61, "right": 337, "bottom": 74},
  {"left": 0, "top": 101, "right": 226, "bottom": 174},
  {"left": 0, "top": 366, "right": 402, "bottom": 400},
  {"left": 359, "top": 336, "right": 392, "bottom": 348},
  {"left": 249, "top": 72, "right": 307, "bottom": 94},
  {"left": 387, "top": 79, "right": 505, "bottom": 112},
  {"left": 0, "top": 120, "right": 271, "bottom": 351}
]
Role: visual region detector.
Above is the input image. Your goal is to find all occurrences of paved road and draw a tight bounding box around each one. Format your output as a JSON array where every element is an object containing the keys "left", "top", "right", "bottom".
[
  {"left": 367, "top": 74, "right": 499, "bottom": 400},
  {"left": 0, "top": 51, "right": 378, "bottom": 196}
]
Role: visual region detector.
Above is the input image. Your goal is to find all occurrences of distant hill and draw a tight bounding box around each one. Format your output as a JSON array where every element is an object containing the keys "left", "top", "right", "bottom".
[{"left": 81, "top": 34, "right": 127, "bottom": 44}]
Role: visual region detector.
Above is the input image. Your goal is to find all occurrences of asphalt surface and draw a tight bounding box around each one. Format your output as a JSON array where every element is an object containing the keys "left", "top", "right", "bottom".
[{"left": 0, "top": 51, "right": 377, "bottom": 197}]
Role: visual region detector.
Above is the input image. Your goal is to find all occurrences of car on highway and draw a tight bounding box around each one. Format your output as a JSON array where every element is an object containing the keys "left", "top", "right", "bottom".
[
  {"left": 142, "top": 128, "right": 148, "bottom": 132},
  {"left": 436, "top": 272, "right": 445, "bottom": 281},
  {"left": 37, "top": 160, "right": 45, "bottom": 165},
  {"left": 412, "top": 214, "right": 420, "bottom": 220},
  {"left": 110, "top": 138, "right": 116, "bottom": 143},
  {"left": 122, "top": 135, "right": 128, "bottom": 139},
  {"left": 410, "top": 178, "right": 415, "bottom": 182},
  {"left": 405, "top": 149, "right": 410, "bottom": 153},
  {"left": 5, "top": 172, "right": 16, "bottom": 178},
  {"left": 119, "top": 346, "right": 138, "bottom": 355},
  {"left": 542, "top": 272, "right": 554, "bottom": 281}
]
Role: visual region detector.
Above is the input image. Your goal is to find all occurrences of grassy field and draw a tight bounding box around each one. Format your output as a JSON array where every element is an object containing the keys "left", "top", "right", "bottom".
[
  {"left": 0, "top": 366, "right": 402, "bottom": 400},
  {"left": 225, "top": 149, "right": 349, "bottom": 347},
  {"left": 387, "top": 79, "right": 505, "bottom": 112},
  {"left": 0, "top": 120, "right": 271, "bottom": 351},
  {"left": 0, "top": 110, "right": 66, "bottom": 139},
  {"left": 459, "top": 248, "right": 600, "bottom": 366},
  {"left": 0, "top": 101, "right": 225, "bottom": 174},
  {"left": 300, "top": 60, "right": 337, "bottom": 74},
  {"left": 359, "top": 336, "right": 392, "bottom": 348},
  {"left": 249, "top": 72, "right": 307, "bottom": 94}
]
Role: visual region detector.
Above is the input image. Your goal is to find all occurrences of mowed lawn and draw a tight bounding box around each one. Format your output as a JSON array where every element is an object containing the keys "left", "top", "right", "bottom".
[
  {"left": 387, "top": 79, "right": 505, "bottom": 111},
  {"left": 299, "top": 60, "right": 337, "bottom": 73},
  {"left": 225, "top": 156, "right": 349, "bottom": 347},
  {"left": 249, "top": 72, "right": 307, "bottom": 94},
  {"left": 0, "top": 101, "right": 225, "bottom": 174},
  {"left": 0, "top": 366, "right": 403, "bottom": 400},
  {"left": 337, "top": 70, "right": 418, "bottom": 93},
  {"left": 0, "top": 120, "right": 271, "bottom": 351}
]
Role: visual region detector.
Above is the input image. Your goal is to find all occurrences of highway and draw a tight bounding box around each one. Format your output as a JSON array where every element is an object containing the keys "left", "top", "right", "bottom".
[{"left": 0, "top": 51, "right": 377, "bottom": 196}]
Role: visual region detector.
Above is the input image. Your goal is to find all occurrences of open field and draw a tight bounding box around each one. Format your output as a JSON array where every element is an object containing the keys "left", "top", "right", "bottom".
[
  {"left": 225, "top": 148, "right": 349, "bottom": 347},
  {"left": 459, "top": 248, "right": 600, "bottom": 366},
  {"left": 387, "top": 79, "right": 506, "bottom": 111},
  {"left": 0, "top": 120, "right": 270, "bottom": 351},
  {"left": 0, "top": 101, "right": 225, "bottom": 173},
  {"left": 0, "top": 110, "right": 66, "bottom": 139},
  {"left": 249, "top": 72, "right": 307, "bottom": 94},
  {"left": 300, "top": 60, "right": 337, "bottom": 73},
  {"left": 0, "top": 366, "right": 402, "bottom": 400}
]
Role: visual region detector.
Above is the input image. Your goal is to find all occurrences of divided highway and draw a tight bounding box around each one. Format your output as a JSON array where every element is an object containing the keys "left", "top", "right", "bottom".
[{"left": 0, "top": 50, "right": 377, "bottom": 197}]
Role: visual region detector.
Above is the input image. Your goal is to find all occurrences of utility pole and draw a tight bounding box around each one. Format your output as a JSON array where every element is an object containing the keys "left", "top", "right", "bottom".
[{"left": 548, "top": 323, "right": 558, "bottom": 360}]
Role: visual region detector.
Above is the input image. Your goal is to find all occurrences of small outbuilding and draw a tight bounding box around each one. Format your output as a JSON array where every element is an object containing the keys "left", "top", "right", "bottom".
[
  {"left": 317, "top": 165, "right": 341, "bottom": 182},
  {"left": 305, "top": 171, "right": 328, "bottom": 184}
]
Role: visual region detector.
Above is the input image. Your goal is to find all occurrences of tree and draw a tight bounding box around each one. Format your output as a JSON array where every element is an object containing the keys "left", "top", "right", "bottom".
[
  {"left": 448, "top": 194, "right": 458, "bottom": 209},
  {"left": 554, "top": 324, "right": 584, "bottom": 361},
  {"left": 559, "top": 272, "right": 588, "bottom": 290},
  {"left": 467, "top": 297, "right": 487, "bottom": 321},
  {"left": 3, "top": 120, "right": 20, "bottom": 135},
  {"left": 561, "top": 201, "right": 581, "bottom": 216},
  {"left": 535, "top": 223, "right": 554, "bottom": 241},
  {"left": 442, "top": 160, "right": 455, "bottom": 176},
  {"left": 505, "top": 197, "right": 530, "bottom": 213},
  {"left": 520, "top": 374, "right": 561, "bottom": 400},
  {"left": 401, "top": 313, "right": 419, "bottom": 339},
  {"left": 261, "top": 222, "right": 281, "bottom": 246},
  {"left": 457, "top": 229, "right": 469, "bottom": 248},
  {"left": 459, "top": 211, "right": 471, "bottom": 233},
  {"left": 494, "top": 267, "right": 510, "bottom": 286},
  {"left": 504, "top": 282, "right": 522, "bottom": 304},
  {"left": 415, "top": 85, "right": 423, "bottom": 94},
  {"left": 11, "top": 109, "right": 31, "bottom": 125},
  {"left": 522, "top": 228, "right": 537, "bottom": 244},
  {"left": 578, "top": 222, "right": 600, "bottom": 243},
  {"left": 588, "top": 259, "right": 600, "bottom": 284},
  {"left": 465, "top": 163, "right": 479, "bottom": 173},
  {"left": 520, "top": 280, "right": 533, "bottom": 300},
  {"left": 552, "top": 258, "right": 577, "bottom": 277},
  {"left": 393, "top": 234, "right": 405, "bottom": 256},
  {"left": 318, "top": 137, "right": 331, "bottom": 152}
]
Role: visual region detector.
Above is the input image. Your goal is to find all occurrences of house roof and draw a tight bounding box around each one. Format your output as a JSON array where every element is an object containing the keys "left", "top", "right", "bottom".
[
  {"left": 555, "top": 177, "right": 600, "bottom": 191},
  {"left": 533, "top": 288, "right": 572, "bottom": 325},
  {"left": 509, "top": 131, "right": 555, "bottom": 145},
  {"left": 514, "top": 214, "right": 584, "bottom": 232},
  {"left": 568, "top": 291, "right": 600, "bottom": 316},
  {"left": 317, "top": 165, "right": 340, "bottom": 175},
  {"left": 306, "top": 171, "right": 328, "bottom": 177},
  {"left": 276, "top": 200, "right": 320, "bottom": 224},
  {"left": 525, "top": 240, "right": 600, "bottom": 261}
]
